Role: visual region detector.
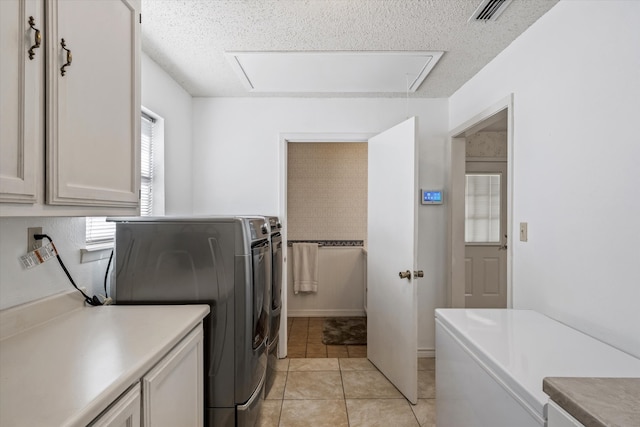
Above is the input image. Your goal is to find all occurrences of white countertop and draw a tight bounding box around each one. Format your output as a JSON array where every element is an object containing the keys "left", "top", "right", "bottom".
[
  {"left": 435, "top": 309, "right": 640, "bottom": 418},
  {"left": 0, "top": 291, "right": 209, "bottom": 427}
]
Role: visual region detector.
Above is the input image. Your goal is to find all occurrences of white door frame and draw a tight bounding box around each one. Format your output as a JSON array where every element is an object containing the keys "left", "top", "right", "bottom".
[
  {"left": 446, "top": 94, "right": 515, "bottom": 308},
  {"left": 277, "top": 132, "right": 374, "bottom": 358}
]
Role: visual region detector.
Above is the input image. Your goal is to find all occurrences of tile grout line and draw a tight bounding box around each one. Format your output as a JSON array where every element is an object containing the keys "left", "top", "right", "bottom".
[{"left": 338, "top": 358, "right": 351, "bottom": 427}]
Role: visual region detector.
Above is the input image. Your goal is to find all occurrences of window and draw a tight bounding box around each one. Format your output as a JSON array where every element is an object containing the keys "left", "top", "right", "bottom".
[
  {"left": 85, "top": 216, "right": 116, "bottom": 248},
  {"left": 85, "top": 109, "right": 163, "bottom": 248},
  {"left": 465, "top": 173, "right": 501, "bottom": 243},
  {"left": 140, "top": 112, "right": 155, "bottom": 216}
]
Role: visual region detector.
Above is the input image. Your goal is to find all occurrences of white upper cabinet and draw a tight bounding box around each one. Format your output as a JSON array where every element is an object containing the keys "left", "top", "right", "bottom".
[
  {"left": 46, "top": 0, "right": 140, "bottom": 208},
  {"left": 0, "top": 0, "right": 41, "bottom": 204},
  {"left": 0, "top": 0, "right": 141, "bottom": 216}
]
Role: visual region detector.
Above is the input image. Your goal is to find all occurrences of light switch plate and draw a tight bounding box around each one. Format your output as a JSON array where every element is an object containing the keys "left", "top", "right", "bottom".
[{"left": 519, "top": 222, "right": 528, "bottom": 242}]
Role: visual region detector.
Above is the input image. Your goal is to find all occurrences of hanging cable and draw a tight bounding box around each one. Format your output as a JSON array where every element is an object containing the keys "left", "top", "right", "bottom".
[
  {"left": 33, "top": 234, "right": 103, "bottom": 306},
  {"left": 103, "top": 250, "right": 114, "bottom": 298}
]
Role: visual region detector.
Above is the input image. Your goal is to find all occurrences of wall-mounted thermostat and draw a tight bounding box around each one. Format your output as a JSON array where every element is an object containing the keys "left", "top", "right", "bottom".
[{"left": 421, "top": 189, "right": 443, "bottom": 205}]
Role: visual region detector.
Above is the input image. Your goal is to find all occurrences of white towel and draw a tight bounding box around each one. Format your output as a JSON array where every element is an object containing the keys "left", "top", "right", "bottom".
[{"left": 292, "top": 243, "right": 319, "bottom": 294}]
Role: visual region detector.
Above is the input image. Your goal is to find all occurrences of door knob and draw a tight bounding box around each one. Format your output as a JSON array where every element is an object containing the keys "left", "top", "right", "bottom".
[
  {"left": 499, "top": 234, "right": 508, "bottom": 250},
  {"left": 399, "top": 270, "right": 412, "bottom": 280},
  {"left": 414, "top": 270, "right": 424, "bottom": 278}
]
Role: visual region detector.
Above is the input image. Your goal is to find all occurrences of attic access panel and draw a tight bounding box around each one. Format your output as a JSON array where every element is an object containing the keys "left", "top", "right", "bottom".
[{"left": 226, "top": 51, "right": 444, "bottom": 93}]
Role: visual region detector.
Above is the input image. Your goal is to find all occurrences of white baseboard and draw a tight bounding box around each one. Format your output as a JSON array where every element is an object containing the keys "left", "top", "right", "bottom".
[
  {"left": 418, "top": 348, "right": 435, "bottom": 358},
  {"left": 288, "top": 309, "right": 366, "bottom": 317}
]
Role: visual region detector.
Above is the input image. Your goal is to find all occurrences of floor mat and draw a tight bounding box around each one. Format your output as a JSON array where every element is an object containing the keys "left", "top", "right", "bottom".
[{"left": 322, "top": 317, "right": 367, "bottom": 345}]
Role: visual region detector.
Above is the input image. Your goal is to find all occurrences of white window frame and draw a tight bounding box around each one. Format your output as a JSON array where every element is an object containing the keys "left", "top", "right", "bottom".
[{"left": 142, "top": 106, "right": 165, "bottom": 216}]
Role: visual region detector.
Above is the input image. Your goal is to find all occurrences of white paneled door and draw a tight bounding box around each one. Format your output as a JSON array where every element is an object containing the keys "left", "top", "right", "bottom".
[
  {"left": 464, "top": 161, "right": 508, "bottom": 308},
  {"left": 367, "top": 117, "right": 419, "bottom": 404}
]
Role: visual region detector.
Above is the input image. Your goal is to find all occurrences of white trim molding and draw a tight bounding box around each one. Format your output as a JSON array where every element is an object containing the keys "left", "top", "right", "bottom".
[{"left": 447, "top": 94, "right": 515, "bottom": 309}]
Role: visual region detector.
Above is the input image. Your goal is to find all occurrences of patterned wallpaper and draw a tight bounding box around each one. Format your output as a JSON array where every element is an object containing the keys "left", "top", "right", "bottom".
[
  {"left": 466, "top": 131, "right": 507, "bottom": 158},
  {"left": 287, "top": 143, "right": 367, "bottom": 242}
]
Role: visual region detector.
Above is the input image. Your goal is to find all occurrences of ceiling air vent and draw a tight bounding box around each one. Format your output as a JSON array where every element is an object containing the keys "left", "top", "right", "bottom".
[{"left": 469, "top": 0, "right": 513, "bottom": 22}]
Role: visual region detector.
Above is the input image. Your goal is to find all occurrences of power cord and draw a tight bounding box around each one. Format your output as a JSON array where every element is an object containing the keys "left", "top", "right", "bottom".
[
  {"left": 34, "top": 234, "right": 104, "bottom": 306},
  {"left": 104, "top": 249, "right": 114, "bottom": 299}
]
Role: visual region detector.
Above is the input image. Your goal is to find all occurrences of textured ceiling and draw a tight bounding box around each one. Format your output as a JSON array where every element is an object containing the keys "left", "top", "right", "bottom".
[{"left": 141, "top": 0, "right": 559, "bottom": 98}]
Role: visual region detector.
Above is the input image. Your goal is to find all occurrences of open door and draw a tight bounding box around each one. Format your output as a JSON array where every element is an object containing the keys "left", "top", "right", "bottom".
[{"left": 367, "top": 117, "right": 419, "bottom": 404}]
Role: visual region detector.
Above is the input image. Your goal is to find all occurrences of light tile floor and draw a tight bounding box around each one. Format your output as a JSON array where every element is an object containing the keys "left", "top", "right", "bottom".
[{"left": 258, "top": 317, "right": 436, "bottom": 427}]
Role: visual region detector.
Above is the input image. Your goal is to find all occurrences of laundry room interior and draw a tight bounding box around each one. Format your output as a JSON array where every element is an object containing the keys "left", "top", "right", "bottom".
[{"left": 2, "top": 1, "right": 639, "bottom": 427}]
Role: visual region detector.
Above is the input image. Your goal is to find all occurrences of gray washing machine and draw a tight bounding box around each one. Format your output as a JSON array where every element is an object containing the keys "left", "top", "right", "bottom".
[{"left": 110, "top": 216, "right": 270, "bottom": 427}]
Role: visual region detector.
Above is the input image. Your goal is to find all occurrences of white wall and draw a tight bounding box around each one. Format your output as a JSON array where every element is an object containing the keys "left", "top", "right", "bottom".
[
  {"left": 0, "top": 217, "right": 109, "bottom": 310},
  {"left": 191, "top": 97, "right": 449, "bottom": 353},
  {"left": 450, "top": 0, "right": 640, "bottom": 357},
  {"left": 142, "top": 53, "right": 193, "bottom": 214},
  {"left": 287, "top": 247, "right": 365, "bottom": 317}
]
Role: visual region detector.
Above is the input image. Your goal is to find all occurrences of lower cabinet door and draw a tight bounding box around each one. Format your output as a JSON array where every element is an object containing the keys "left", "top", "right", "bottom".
[
  {"left": 90, "top": 383, "right": 141, "bottom": 427},
  {"left": 547, "top": 400, "right": 585, "bottom": 427},
  {"left": 142, "top": 325, "right": 204, "bottom": 427}
]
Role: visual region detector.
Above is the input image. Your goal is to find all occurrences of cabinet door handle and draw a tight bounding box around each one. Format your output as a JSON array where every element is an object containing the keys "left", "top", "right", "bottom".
[
  {"left": 60, "top": 38, "right": 72, "bottom": 76},
  {"left": 28, "top": 16, "right": 41, "bottom": 60}
]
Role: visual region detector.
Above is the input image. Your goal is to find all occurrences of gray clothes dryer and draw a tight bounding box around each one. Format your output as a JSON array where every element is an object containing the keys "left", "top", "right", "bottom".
[
  {"left": 264, "top": 216, "right": 283, "bottom": 397},
  {"left": 110, "top": 216, "right": 270, "bottom": 427}
]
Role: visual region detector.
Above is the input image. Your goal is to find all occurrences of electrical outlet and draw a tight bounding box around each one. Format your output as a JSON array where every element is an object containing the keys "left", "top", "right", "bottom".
[
  {"left": 27, "top": 227, "right": 43, "bottom": 252},
  {"left": 519, "top": 222, "right": 528, "bottom": 242}
]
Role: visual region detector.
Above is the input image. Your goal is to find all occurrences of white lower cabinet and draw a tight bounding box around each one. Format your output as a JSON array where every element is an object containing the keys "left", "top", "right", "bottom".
[
  {"left": 547, "top": 401, "right": 585, "bottom": 427},
  {"left": 142, "top": 325, "right": 204, "bottom": 427},
  {"left": 90, "top": 383, "right": 141, "bottom": 427},
  {"left": 90, "top": 324, "right": 204, "bottom": 427}
]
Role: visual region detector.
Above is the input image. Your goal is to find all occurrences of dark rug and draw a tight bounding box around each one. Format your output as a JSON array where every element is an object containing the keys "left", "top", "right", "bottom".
[{"left": 322, "top": 317, "right": 367, "bottom": 345}]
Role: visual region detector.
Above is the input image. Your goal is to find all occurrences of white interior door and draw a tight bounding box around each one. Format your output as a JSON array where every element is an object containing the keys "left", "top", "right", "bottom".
[{"left": 367, "top": 117, "right": 418, "bottom": 404}]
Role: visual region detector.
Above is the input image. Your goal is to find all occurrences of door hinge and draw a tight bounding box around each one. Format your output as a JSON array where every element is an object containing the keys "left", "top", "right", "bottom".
[
  {"left": 139, "top": 13, "right": 142, "bottom": 24},
  {"left": 138, "top": 189, "right": 141, "bottom": 200}
]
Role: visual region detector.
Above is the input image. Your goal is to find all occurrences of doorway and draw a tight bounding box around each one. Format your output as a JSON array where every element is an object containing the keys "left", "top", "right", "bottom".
[
  {"left": 285, "top": 141, "right": 368, "bottom": 356},
  {"left": 278, "top": 132, "right": 373, "bottom": 359},
  {"left": 447, "top": 96, "right": 514, "bottom": 308}
]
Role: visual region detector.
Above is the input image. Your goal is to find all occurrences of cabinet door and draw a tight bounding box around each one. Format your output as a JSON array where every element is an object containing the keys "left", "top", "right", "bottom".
[
  {"left": 547, "top": 400, "right": 585, "bottom": 427},
  {"left": 142, "top": 325, "right": 204, "bottom": 427},
  {"left": 90, "top": 383, "right": 141, "bottom": 427},
  {"left": 46, "top": 0, "right": 140, "bottom": 208},
  {"left": 0, "top": 0, "right": 41, "bottom": 203}
]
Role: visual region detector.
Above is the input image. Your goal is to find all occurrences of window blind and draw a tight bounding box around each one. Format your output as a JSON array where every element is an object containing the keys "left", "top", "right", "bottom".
[
  {"left": 140, "top": 112, "right": 155, "bottom": 217},
  {"left": 85, "top": 216, "right": 116, "bottom": 246}
]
